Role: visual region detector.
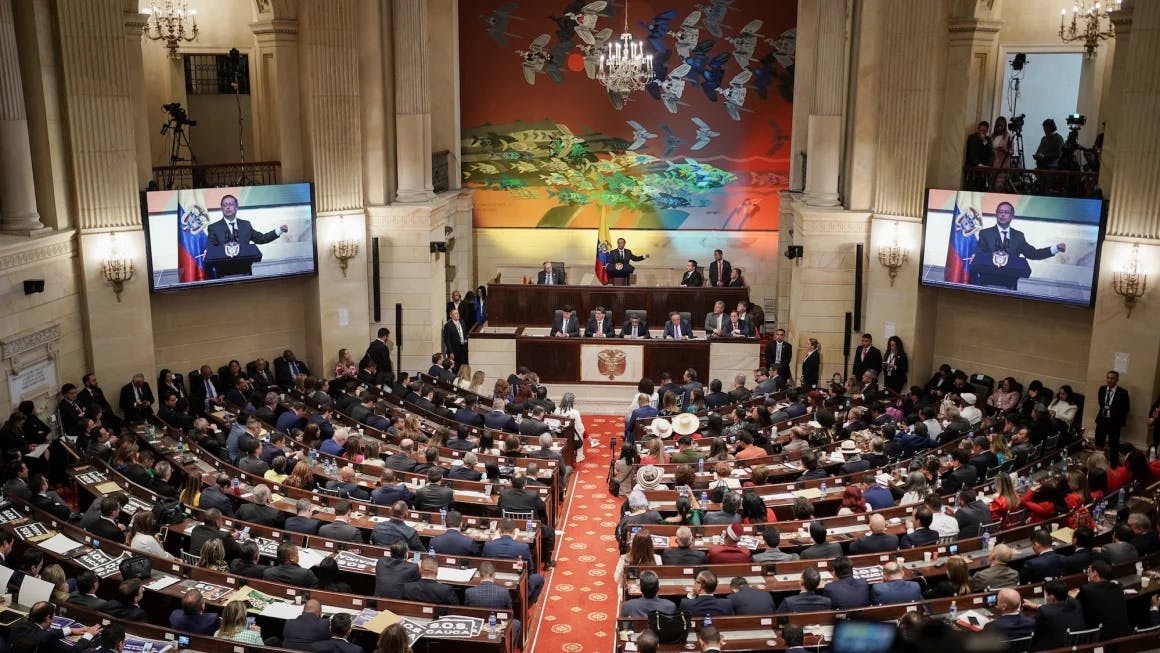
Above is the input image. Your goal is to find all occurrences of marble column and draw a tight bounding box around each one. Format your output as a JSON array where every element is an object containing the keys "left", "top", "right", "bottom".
[
  {"left": 392, "top": 0, "right": 435, "bottom": 202},
  {"left": 1099, "top": 4, "right": 1134, "bottom": 194},
  {"left": 933, "top": 15, "right": 1001, "bottom": 188},
  {"left": 803, "top": 0, "right": 846, "bottom": 207},
  {"left": 123, "top": 6, "right": 152, "bottom": 188},
  {"left": 0, "top": 0, "right": 45, "bottom": 234},
  {"left": 251, "top": 16, "right": 304, "bottom": 181}
]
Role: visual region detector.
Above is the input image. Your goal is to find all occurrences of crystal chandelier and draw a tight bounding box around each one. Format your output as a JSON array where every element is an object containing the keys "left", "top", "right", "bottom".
[
  {"left": 142, "top": 0, "right": 200, "bottom": 60},
  {"left": 1059, "top": 0, "right": 1120, "bottom": 58},
  {"left": 596, "top": 0, "right": 653, "bottom": 102}
]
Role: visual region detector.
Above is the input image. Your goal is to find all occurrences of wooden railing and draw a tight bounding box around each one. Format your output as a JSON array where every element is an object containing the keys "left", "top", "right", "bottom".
[
  {"left": 962, "top": 165, "right": 1100, "bottom": 198},
  {"left": 151, "top": 160, "right": 282, "bottom": 189}
]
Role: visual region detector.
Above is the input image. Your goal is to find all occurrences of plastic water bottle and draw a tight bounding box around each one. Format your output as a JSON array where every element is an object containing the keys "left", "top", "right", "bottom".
[
  {"left": 704, "top": 613, "right": 713, "bottom": 628},
  {"left": 488, "top": 613, "right": 498, "bottom": 639},
  {"left": 526, "top": 517, "right": 534, "bottom": 535},
  {"left": 177, "top": 438, "right": 184, "bottom": 454},
  {"left": 1117, "top": 489, "right": 1126, "bottom": 512},
  {"left": 428, "top": 545, "right": 436, "bottom": 558},
  {"left": 440, "top": 508, "right": 448, "bottom": 526},
  {"left": 700, "top": 490, "right": 709, "bottom": 506},
  {"left": 697, "top": 458, "right": 704, "bottom": 474},
  {"left": 820, "top": 480, "right": 827, "bottom": 495},
  {"left": 982, "top": 531, "right": 990, "bottom": 551},
  {"left": 232, "top": 477, "right": 241, "bottom": 495},
  {"left": 949, "top": 601, "right": 957, "bottom": 622}
]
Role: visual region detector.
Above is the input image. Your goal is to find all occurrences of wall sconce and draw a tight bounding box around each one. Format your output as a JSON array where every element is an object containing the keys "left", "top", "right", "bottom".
[
  {"left": 101, "top": 232, "right": 134, "bottom": 302},
  {"left": 1112, "top": 243, "right": 1147, "bottom": 317},
  {"left": 877, "top": 221, "right": 909, "bottom": 287},
  {"left": 331, "top": 216, "right": 360, "bottom": 277}
]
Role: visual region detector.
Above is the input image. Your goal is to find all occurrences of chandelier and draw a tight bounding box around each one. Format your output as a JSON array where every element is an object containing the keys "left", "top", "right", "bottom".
[
  {"left": 142, "top": 0, "right": 200, "bottom": 60},
  {"left": 596, "top": 0, "right": 653, "bottom": 102},
  {"left": 1059, "top": 0, "right": 1120, "bottom": 58}
]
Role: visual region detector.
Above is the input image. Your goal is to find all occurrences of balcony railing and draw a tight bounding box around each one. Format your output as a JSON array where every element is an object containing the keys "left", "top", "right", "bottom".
[
  {"left": 151, "top": 161, "right": 282, "bottom": 190},
  {"left": 961, "top": 165, "right": 1100, "bottom": 198}
]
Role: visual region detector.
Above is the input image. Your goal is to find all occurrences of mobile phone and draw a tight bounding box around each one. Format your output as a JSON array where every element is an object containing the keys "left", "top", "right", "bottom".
[
  {"left": 246, "top": 616, "right": 256, "bottom": 629},
  {"left": 948, "top": 544, "right": 958, "bottom": 554},
  {"left": 986, "top": 594, "right": 997, "bottom": 607},
  {"left": 159, "top": 526, "right": 170, "bottom": 541},
  {"left": 679, "top": 485, "right": 689, "bottom": 497},
  {"left": 967, "top": 616, "right": 980, "bottom": 627},
  {"left": 241, "top": 526, "right": 251, "bottom": 539},
  {"left": 177, "top": 636, "right": 190, "bottom": 647}
]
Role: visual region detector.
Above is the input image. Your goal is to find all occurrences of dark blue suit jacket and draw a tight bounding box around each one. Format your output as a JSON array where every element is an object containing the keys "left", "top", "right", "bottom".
[
  {"left": 823, "top": 576, "right": 871, "bottom": 609},
  {"left": 281, "top": 613, "right": 331, "bottom": 651},
  {"left": 371, "top": 484, "right": 414, "bottom": 506},
  {"left": 168, "top": 610, "right": 219, "bottom": 635},
  {"left": 626, "top": 405, "right": 659, "bottom": 437},
  {"left": 483, "top": 410, "right": 518, "bottom": 433},
  {"left": 454, "top": 408, "right": 484, "bottom": 427},
  {"left": 482, "top": 535, "right": 533, "bottom": 561},
  {"left": 1020, "top": 551, "right": 1066, "bottom": 584},
  {"left": 465, "top": 581, "right": 513, "bottom": 610},
  {"left": 729, "top": 587, "right": 775, "bottom": 615},
  {"left": 899, "top": 528, "right": 939, "bottom": 549},
  {"left": 777, "top": 592, "right": 832, "bottom": 613},
  {"left": 864, "top": 486, "right": 895, "bottom": 511},
  {"left": 285, "top": 515, "right": 323, "bottom": 535},
  {"left": 662, "top": 319, "right": 694, "bottom": 339},
  {"left": 431, "top": 529, "right": 480, "bottom": 556},
  {"left": 984, "top": 613, "right": 1036, "bottom": 641},
  {"left": 198, "top": 486, "right": 235, "bottom": 517},
  {"left": 681, "top": 594, "right": 734, "bottom": 617},
  {"left": 870, "top": 580, "right": 923, "bottom": 605}
]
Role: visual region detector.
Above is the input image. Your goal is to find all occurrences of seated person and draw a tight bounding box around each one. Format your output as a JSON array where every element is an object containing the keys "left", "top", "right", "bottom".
[
  {"left": 585, "top": 306, "right": 614, "bottom": 338},
  {"left": 550, "top": 305, "right": 580, "bottom": 338},
  {"left": 777, "top": 567, "right": 831, "bottom": 613},
  {"left": 621, "top": 313, "right": 651, "bottom": 339},
  {"left": 662, "top": 311, "right": 693, "bottom": 340},
  {"left": 870, "top": 562, "right": 922, "bottom": 605}
]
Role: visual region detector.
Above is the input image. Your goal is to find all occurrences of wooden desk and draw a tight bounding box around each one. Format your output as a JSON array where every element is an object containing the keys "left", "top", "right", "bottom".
[
  {"left": 485, "top": 283, "right": 750, "bottom": 328},
  {"left": 516, "top": 336, "right": 713, "bottom": 385}
]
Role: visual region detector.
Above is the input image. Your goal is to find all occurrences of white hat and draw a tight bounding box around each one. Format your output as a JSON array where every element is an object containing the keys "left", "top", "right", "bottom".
[
  {"left": 672, "top": 413, "right": 701, "bottom": 436},
  {"left": 961, "top": 392, "right": 977, "bottom": 405},
  {"left": 840, "top": 440, "right": 859, "bottom": 453},
  {"left": 650, "top": 418, "right": 673, "bottom": 438},
  {"left": 637, "top": 465, "right": 663, "bottom": 490}
]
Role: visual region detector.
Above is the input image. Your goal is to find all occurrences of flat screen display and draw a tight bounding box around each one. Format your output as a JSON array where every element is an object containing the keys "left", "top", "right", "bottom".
[
  {"left": 920, "top": 189, "right": 1106, "bottom": 307},
  {"left": 142, "top": 183, "right": 317, "bottom": 292}
]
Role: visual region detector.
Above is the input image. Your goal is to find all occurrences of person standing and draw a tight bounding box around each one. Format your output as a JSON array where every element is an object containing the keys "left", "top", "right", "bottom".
[
  {"left": 852, "top": 333, "right": 882, "bottom": 381},
  {"left": 364, "top": 328, "right": 393, "bottom": 385},
  {"left": 882, "top": 336, "right": 909, "bottom": 394},
  {"left": 707, "top": 249, "right": 731, "bottom": 287},
  {"left": 801, "top": 338, "right": 820, "bottom": 388},
  {"left": 765, "top": 328, "right": 792, "bottom": 378},
  {"left": 1095, "top": 370, "right": 1130, "bottom": 465},
  {"left": 605, "top": 237, "right": 648, "bottom": 286},
  {"left": 442, "top": 309, "right": 468, "bottom": 372}
]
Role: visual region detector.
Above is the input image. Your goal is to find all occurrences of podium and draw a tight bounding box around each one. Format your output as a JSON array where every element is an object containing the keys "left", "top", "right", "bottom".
[{"left": 205, "top": 243, "right": 264, "bottom": 278}]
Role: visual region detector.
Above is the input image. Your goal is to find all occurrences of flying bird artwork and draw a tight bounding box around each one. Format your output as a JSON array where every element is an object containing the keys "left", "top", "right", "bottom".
[{"left": 690, "top": 117, "right": 719, "bottom": 150}]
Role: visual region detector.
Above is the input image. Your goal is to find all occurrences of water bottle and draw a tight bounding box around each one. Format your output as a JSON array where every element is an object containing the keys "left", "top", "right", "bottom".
[
  {"left": 177, "top": 438, "right": 184, "bottom": 454},
  {"left": 481, "top": 472, "right": 489, "bottom": 482},
  {"left": 704, "top": 613, "right": 713, "bottom": 628},
  {"left": 488, "top": 613, "right": 498, "bottom": 639},
  {"left": 700, "top": 490, "right": 709, "bottom": 506},
  {"left": 982, "top": 531, "right": 990, "bottom": 551},
  {"left": 232, "top": 476, "right": 241, "bottom": 495},
  {"left": 428, "top": 545, "right": 436, "bottom": 558},
  {"left": 515, "top": 555, "right": 524, "bottom": 571},
  {"left": 820, "top": 480, "right": 827, "bottom": 495},
  {"left": 1117, "top": 489, "right": 1126, "bottom": 512},
  {"left": 949, "top": 601, "right": 957, "bottom": 622},
  {"left": 412, "top": 551, "right": 420, "bottom": 564},
  {"left": 526, "top": 517, "right": 534, "bottom": 535},
  {"left": 697, "top": 458, "right": 704, "bottom": 474},
  {"left": 440, "top": 507, "right": 448, "bottom": 526}
]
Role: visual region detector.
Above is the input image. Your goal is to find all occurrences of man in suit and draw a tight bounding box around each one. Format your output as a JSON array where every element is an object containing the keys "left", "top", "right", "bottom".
[
  {"left": 228, "top": 541, "right": 267, "bottom": 579},
  {"left": 899, "top": 507, "right": 940, "bottom": 549},
  {"left": 403, "top": 557, "right": 460, "bottom": 605},
  {"left": 728, "top": 374, "right": 751, "bottom": 403},
  {"left": 1101, "top": 523, "right": 1139, "bottom": 564},
  {"left": 189, "top": 364, "right": 225, "bottom": 414},
  {"left": 430, "top": 510, "right": 480, "bottom": 555},
  {"left": 198, "top": 474, "right": 236, "bottom": 517},
  {"left": 707, "top": 249, "right": 731, "bottom": 287},
  {"left": 374, "top": 541, "right": 421, "bottom": 598},
  {"left": 983, "top": 588, "right": 1036, "bottom": 641},
  {"left": 968, "top": 435, "right": 1000, "bottom": 480},
  {"left": 371, "top": 469, "right": 415, "bottom": 507},
  {"left": 799, "top": 520, "right": 842, "bottom": 559},
  {"left": 728, "top": 577, "right": 774, "bottom": 615},
  {"left": 362, "top": 328, "right": 394, "bottom": 385},
  {"left": 849, "top": 514, "right": 899, "bottom": 554},
  {"left": 449, "top": 452, "right": 484, "bottom": 482},
  {"left": 584, "top": 305, "right": 615, "bottom": 337},
  {"left": 189, "top": 508, "right": 242, "bottom": 560},
  {"left": 1020, "top": 529, "right": 1066, "bottom": 584},
  {"left": 498, "top": 473, "right": 554, "bottom": 556},
  {"left": 970, "top": 201, "right": 1067, "bottom": 289},
  {"left": 482, "top": 518, "right": 545, "bottom": 602},
  {"left": 371, "top": 501, "right": 425, "bottom": 550},
  {"left": 1128, "top": 513, "right": 1160, "bottom": 555},
  {"left": 620, "top": 313, "right": 651, "bottom": 339},
  {"left": 453, "top": 397, "right": 484, "bottom": 428},
  {"left": 537, "top": 261, "right": 564, "bottom": 285},
  {"left": 939, "top": 449, "right": 978, "bottom": 495},
  {"left": 660, "top": 526, "right": 706, "bottom": 565},
  {"left": 282, "top": 599, "right": 331, "bottom": 651},
  {"left": 10, "top": 602, "right": 99, "bottom": 653},
  {"left": 29, "top": 474, "right": 74, "bottom": 521},
  {"left": 1062, "top": 527, "right": 1105, "bottom": 574},
  {"left": 852, "top": 333, "right": 883, "bottom": 381},
  {"left": 312, "top": 613, "right": 361, "bottom": 653},
  {"left": 67, "top": 571, "right": 108, "bottom": 612},
  {"left": 679, "top": 259, "right": 703, "bottom": 287},
  {"left": 955, "top": 488, "right": 991, "bottom": 539},
  {"left": 205, "top": 193, "right": 287, "bottom": 272},
  {"left": 824, "top": 557, "right": 872, "bottom": 609},
  {"left": 751, "top": 527, "right": 798, "bottom": 562},
  {"left": 800, "top": 338, "right": 821, "bottom": 388},
  {"left": 318, "top": 501, "right": 363, "bottom": 542},
  {"left": 969, "top": 544, "right": 1020, "bottom": 591},
  {"left": 118, "top": 373, "right": 155, "bottom": 422},
  {"left": 442, "top": 308, "right": 469, "bottom": 371},
  {"left": 703, "top": 379, "right": 731, "bottom": 409},
  {"left": 90, "top": 495, "right": 126, "bottom": 543},
  {"left": 625, "top": 394, "right": 658, "bottom": 443},
  {"left": 605, "top": 237, "right": 647, "bottom": 285},
  {"left": 484, "top": 398, "right": 519, "bottom": 432},
  {"left": 1077, "top": 560, "right": 1131, "bottom": 639},
  {"left": 870, "top": 562, "right": 922, "bottom": 605},
  {"left": 1095, "top": 370, "right": 1130, "bottom": 464},
  {"left": 263, "top": 543, "right": 317, "bottom": 587},
  {"left": 78, "top": 373, "right": 123, "bottom": 432},
  {"left": 765, "top": 329, "right": 793, "bottom": 378},
  {"left": 662, "top": 311, "right": 693, "bottom": 340},
  {"left": 105, "top": 579, "right": 147, "bottom": 621},
  {"left": 384, "top": 439, "right": 420, "bottom": 473},
  {"left": 723, "top": 311, "right": 750, "bottom": 338},
  {"left": 681, "top": 570, "right": 735, "bottom": 616},
  {"left": 1026, "top": 580, "right": 1086, "bottom": 651},
  {"left": 326, "top": 465, "right": 371, "bottom": 501},
  {"left": 285, "top": 499, "right": 323, "bottom": 535},
  {"left": 704, "top": 301, "right": 728, "bottom": 337},
  {"left": 620, "top": 569, "right": 677, "bottom": 617},
  {"left": 777, "top": 567, "right": 831, "bottom": 613},
  {"left": 274, "top": 350, "right": 310, "bottom": 386},
  {"left": 168, "top": 589, "right": 220, "bottom": 636},
  {"left": 550, "top": 305, "right": 580, "bottom": 337},
  {"left": 414, "top": 468, "right": 454, "bottom": 511}
]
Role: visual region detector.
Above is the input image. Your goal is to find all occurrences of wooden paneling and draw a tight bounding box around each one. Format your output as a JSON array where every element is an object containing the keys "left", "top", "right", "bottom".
[{"left": 487, "top": 284, "right": 750, "bottom": 328}]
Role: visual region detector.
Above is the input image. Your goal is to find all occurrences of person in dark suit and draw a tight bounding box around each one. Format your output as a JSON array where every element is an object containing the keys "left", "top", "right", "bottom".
[
  {"left": 954, "top": 489, "right": 991, "bottom": 539},
  {"left": 662, "top": 311, "right": 693, "bottom": 340},
  {"left": 620, "top": 313, "right": 651, "bottom": 339},
  {"left": 724, "top": 311, "right": 750, "bottom": 337},
  {"left": 228, "top": 542, "right": 267, "bottom": 579},
  {"left": 402, "top": 557, "right": 460, "bottom": 605},
  {"left": 1095, "top": 370, "right": 1130, "bottom": 464},
  {"left": 681, "top": 570, "right": 735, "bottom": 616},
  {"left": 453, "top": 397, "right": 484, "bottom": 428},
  {"left": 198, "top": 474, "right": 236, "bottom": 518},
  {"left": 281, "top": 599, "right": 331, "bottom": 651},
  {"left": 1128, "top": 513, "right": 1160, "bottom": 556},
  {"left": 1020, "top": 530, "right": 1066, "bottom": 584},
  {"left": 899, "top": 507, "right": 940, "bottom": 549},
  {"left": 10, "top": 602, "right": 99, "bottom": 653},
  {"left": 274, "top": 350, "right": 310, "bottom": 387},
  {"left": 206, "top": 192, "right": 286, "bottom": 259},
  {"left": 364, "top": 328, "right": 394, "bottom": 385},
  {"left": 311, "top": 613, "right": 361, "bottom": 653},
  {"left": 1061, "top": 527, "right": 1105, "bottom": 574},
  {"left": 78, "top": 373, "right": 123, "bottom": 432},
  {"left": 89, "top": 496, "right": 125, "bottom": 543},
  {"left": 939, "top": 450, "right": 978, "bottom": 495},
  {"left": 850, "top": 514, "right": 900, "bottom": 554},
  {"left": 536, "top": 261, "right": 565, "bottom": 285},
  {"left": 1026, "top": 580, "right": 1086, "bottom": 652},
  {"left": 619, "top": 569, "right": 677, "bottom": 617},
  {"left": 703, "top": 379, "right": 731, "bottom": 409},
  {"left": 442, "top": 308, "right": 469, "bottom": 370},
  {"left": 518, "top": 407, "right": 551, "bottom": 437},
  {"left": 284, "top": 499, "right": 323, "bottom": 535},
  {"left": 374, "top": 541, "right": 421, "bottom": 599},
  {"left": 448, "top": 453, "right": 484, "bottom": 482},
  {"left": 29, "top": 474, "right": 74, "bottom": 521},
  {"left": 823, "top": 557, "right": 871, "bottom": 609},
  {"left": 660, "top": 527, "right": 706, "bottom": 565},
  {"left": 777, "top": 567, "right": 832, "bottom": 613},
  {"left": 765, "top": 329, "right": 792, "bottom": 377},
  {"left": 189, "top": 509, "right": 242, "bottom": 560},
  {"left": 371, "top": 502, "right": 425, "bottom": 550},
  {"left": 707, "top": 249, "right": 731, "bottom": 287},
  {"left": 118, "top": 374, "right": 155, "bottom": 422},
  {"left": 550, "top": 305, "right": 580, "bottom": 337},
  {"left": 168, "top": 589, "right": 220, "bottom": 636},
  {"left": 318, "top": 502, "right": 364, "bottom": 543},
  {"left": 585, "top": 306, "right": 615, "bottom": 337},
  {"left": 189, "top": 364, "right": 225, "bottom": 414},
  {"left": 983, "top": 588, "right": 1036, "bottom": 641},
  {"left": 852, "top": 333, "right": 883, "bottom": 381},
  {"left": 413, "top": 468, "right": 454, "bottom": 511},
  {"left": 678, "top": 259, "right": 703, "bottom": 287},
  {"left": 605, "top": 237, "right": 647, "bottom": 285},
  {"left": 970, "top": 201, "right": 1066, "bottom": 289},
  {"left": 800, "top": 339, "right": 821, "bottom": 388},
  {"left": 67, "top": 572, "right": 108, "bottom": 612},
  {"left": 430, "top": 511, "right": 480, "bottom": 555},
  {"left": 482, "top": 518, "right": 545, "bottom": 602},
  {"left": 728, "top": 577, "right": 775, "bottom": 615},
  {"left": 705, "top": 301, "right": 729, "bottom": 337},
  {"left": 105, "top": 579, "right": 147, "bottom": 621},
  {"left": 625, "top": 394, "right": 658, "bottom": 443},
  {"left": 483, "top": 398, "right": 519, "bottom": 432},
  {"left": 263, "top": 543, "right": 317, "bottom": 588},
  {"left": 54, "top": 383, "right": 85, "bottom": 436},
  {"left": 870, "top": 562, "right": 923, "bottom": 605},
  {"left": 1076, "top": 560, "right": 1131, "bottom": 639}
]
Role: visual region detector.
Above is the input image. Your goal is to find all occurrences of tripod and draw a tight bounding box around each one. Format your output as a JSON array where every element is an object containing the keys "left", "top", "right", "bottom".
[
  {"left": 226, "top": 48, "right": 249, "bottom": 185},
  {"left": 160, "top": 119, "right": 196, "bottom": 189}
]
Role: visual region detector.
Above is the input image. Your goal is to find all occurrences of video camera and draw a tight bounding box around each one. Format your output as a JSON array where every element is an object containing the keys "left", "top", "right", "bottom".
[
  {"left": 1009, "top": 114, "right": 1026, "bottom": 133},
  {"left": 1065, "top": 113, "right": 1086, "bottom": 129},
  {"left": 162, "top": 102, "right": 196, "bottom": 127}
]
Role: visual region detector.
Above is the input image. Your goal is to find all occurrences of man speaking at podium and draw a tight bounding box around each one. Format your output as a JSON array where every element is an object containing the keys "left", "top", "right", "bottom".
[{"left": 205, "top": 194, "right": 288, "bottom": 277}]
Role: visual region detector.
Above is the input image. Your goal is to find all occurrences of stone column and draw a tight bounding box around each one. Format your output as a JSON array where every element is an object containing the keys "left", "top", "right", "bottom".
[
  {"left": 122, "top": 6, "right": 152, "bottom": 188},
  {"left": 933, "top": 14, "right": 1001, "bottom": 188},
  {"left": 0, "top": 0, "right": 45, "bottom": 234},
  {"left": 392, "top": 0, "right": 435, "bottom": 202},
  {"left": 251, "top": 13, "right": 304, "bottom": 181},
  {"left": 1099, "top": 3, "right": 1133, "bottom": 193},
  {"left": 803, "top": 0, "right": 846, "bottom": 207}
]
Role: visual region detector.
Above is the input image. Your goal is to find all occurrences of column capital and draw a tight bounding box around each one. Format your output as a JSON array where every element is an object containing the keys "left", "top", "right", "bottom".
[
  {"left": 947, "top": 17, "right": 1002, "bottom": 44},
  {"left": 251, "top": 18, "right": 299, "bottom": 40},
  {"left": 123, "top": 10, "right": 147, "bottom": 32}
]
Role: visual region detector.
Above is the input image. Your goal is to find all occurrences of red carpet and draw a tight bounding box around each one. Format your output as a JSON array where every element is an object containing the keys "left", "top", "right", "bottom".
[{"left": 529, "top": 415, "right": 623, "bottom": 653}]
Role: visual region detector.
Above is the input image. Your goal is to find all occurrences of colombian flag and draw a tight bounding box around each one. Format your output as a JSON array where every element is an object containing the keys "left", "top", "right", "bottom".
[
  {"left": 177, "top": 194, "right": 209, "bottom": 282},
  {"left": 595, "top": 207, "right": 611, "bottom": 285},
  {"left": 944, "top": 195, "right": 979, "bottom": 284}
]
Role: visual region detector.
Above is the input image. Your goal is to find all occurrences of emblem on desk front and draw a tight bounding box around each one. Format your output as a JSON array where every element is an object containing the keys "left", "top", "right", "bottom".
[{"left": 597, "top": 349, "right": 627, "bottom": 380}]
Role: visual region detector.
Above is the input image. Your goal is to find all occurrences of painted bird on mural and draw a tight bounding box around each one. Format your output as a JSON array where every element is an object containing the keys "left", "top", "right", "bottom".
[
  {"left": 641, "top": 9, "right": 678, "bottom": 54},
  {"left": 690, "top": 117, "right": 719, "bottom": 150},
  {"left": 482, "top": 2, "right": 523, "bottom": 46},
  {"left": 727, "top": 19, "right": 764, "bottom": 68},
  {"left": 719, "top": 70, "right": 752, "bottom": 121},
  {"left": 660, "top": 125, "right": 685, "bottom": 157},
  {"left": 659, "top": 63, "right": 693, "bottom": 113},
  {"left": 667, "top": 10, "right": 702, "bottom": 58},
  {"left": 626, "top": 121, "right": 658, "bottom": 151},
  {"left": 517, "top": 34, "right": 553, "bottom": 85},
  {"left": 580, "top": 27, "right": 615, "bottom": 78},
  {"left": 565, "top": 1, "right": 608, "bottom": 45},
  {"left": 695, "top": 0, "right": 736, "bottom": 38}
]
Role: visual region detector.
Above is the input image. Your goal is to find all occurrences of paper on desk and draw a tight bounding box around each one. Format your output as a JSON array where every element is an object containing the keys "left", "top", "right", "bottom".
[
  {"left": 1050, "top": 527, "right": 1075, "bottom": 543},
  {"left": 18, "top": 575, "right": 54, "bottom": 607},
  {"left": 296, "top": 548, "right": 329, "bottom": 569},
  {"left": 260, "top": 602, "right": 305, "bottom": 620},
  {"left": 361, "top": 609, "right": 401, "bottom": 634},
  {"left": 0, "top": 566, "right": 14, "bottom": 590},
  {"left": 40, "top": 534, "right": 84, "bottom": 555},
  {"left": 25, "top": 444, "right": 49, "bottom": 459},
  {"left": 321, "top": 605, "right": 362, "bottom": 616},
  {"left": 145, "top": 576, "right": 181, "bottom": 591},
  {"left": 792, "top": 488, "right": 823, "bottom": 500},
  {"left": 455, "top": 490, "right": 493, "bottom": 500},
  {"left": 436, "top": 567, "right": 477, "bottom": 583},
  {"left": 955, "top": 609, "right": 992, "bottom": 631},
  {"left": 94, "top": 481, "right": 122, "bottom": 494}
]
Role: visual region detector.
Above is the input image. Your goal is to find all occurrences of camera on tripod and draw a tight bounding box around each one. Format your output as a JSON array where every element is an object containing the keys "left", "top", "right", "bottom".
[
  {"left": 1065, "top": 113, "right": 1086, "bottom": 129},
  {"left": 161, "top": 102, "right": 196, "bottom": 133},
  {"left": 1009, "top": 114, "right": 1026, "bottom": 133}
]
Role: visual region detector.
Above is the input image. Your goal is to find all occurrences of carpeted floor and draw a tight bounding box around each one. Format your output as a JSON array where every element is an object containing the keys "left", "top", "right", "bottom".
[{"left": 528, "top": 414, "right": 623, "bottom": 653}]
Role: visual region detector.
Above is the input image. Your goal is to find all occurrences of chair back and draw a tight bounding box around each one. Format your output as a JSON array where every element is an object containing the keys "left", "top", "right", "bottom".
[
  {"left": 1065, "top": 625, "right": 1102, "bottom": 646},
  {"left": 1002, "top": 636, "right": 1033, "bottom": 653},
  {"left": 180, "top": 551, "right": 200, "bottom": 565},
  {"left": 502, "top": 509, "right": 535, "bottom": 521},
  {"left": 550, "top": 261, "right": 566, "bottom": 281},
  {"left": 316, "top": 485, "right": 348, "bottom": 499},
  {"left": 624, "top": 309, "right": 648, "bottom": 325},
  {"left": 937, "top": 534, "right": 957, "bottom": 545},
  {"left": 1071, "top": 392, "right": 1086, "bottom": 426}
]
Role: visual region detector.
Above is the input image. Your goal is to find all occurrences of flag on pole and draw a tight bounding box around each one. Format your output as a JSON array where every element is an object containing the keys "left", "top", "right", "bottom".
[
  {"left": 595, "top": 207, "right": 611, "bottom": 285},
  {"left": 177, "top": 192, "right": 209, "bottom": 283},
  {"left": 944, "top": 194, "right": 981, "bottom": 284}
]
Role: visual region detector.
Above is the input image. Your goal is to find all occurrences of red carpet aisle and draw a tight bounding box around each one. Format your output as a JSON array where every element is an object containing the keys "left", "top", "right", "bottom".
[{"left": 529, "top": 415, "right": 623, "bottom": 653}]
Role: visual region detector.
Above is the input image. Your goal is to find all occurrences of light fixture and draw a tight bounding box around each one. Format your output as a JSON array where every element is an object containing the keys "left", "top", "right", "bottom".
[
  {"left": 877, "top": 221, "right": 909, "bottom": 287},
  {"left": 1112, "top": 243, "right": 1147, "bottom": 317},
  {"left": 101, "top": 232, "right": 134, "bottom": 302},
  {"left": 596, "top": 0, "right": 653, "bottom": 102},
  {"left": 331, "top": 216, "right": 360, "bottom": 277},
  {"left": 142, "top": 0, "right": 200, "bottom": 60},
  {"left": 1059, "top": 0, "right": 1120, "bottom": 58}
]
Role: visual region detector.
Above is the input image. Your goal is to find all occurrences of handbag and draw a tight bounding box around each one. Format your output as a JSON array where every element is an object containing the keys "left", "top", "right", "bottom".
[
  {"left": 152, "top": 497, "right": 185, "bottom": 525},
  {"left": 119, "top": 554, "right": 153, "bottom": 580},
  {"left": 647, "top": 610, "right": 690, "bottom": 644}
]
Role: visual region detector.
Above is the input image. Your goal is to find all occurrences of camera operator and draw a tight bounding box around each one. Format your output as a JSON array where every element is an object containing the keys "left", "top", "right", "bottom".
[
  {"left": 964, "top": 121, "right": 993, "bottom": 190},
  {"left": 1033, "top": 118, "right": 1064, "bottom": 169}
]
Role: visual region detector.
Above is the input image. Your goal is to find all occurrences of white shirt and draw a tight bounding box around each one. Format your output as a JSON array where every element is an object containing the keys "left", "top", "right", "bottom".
[
  {"left": 930, "top": 511, "right": 960, "bottom": 538},
  {"left": 131, "top": 532, "right": 174, "bottom": 560}
]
